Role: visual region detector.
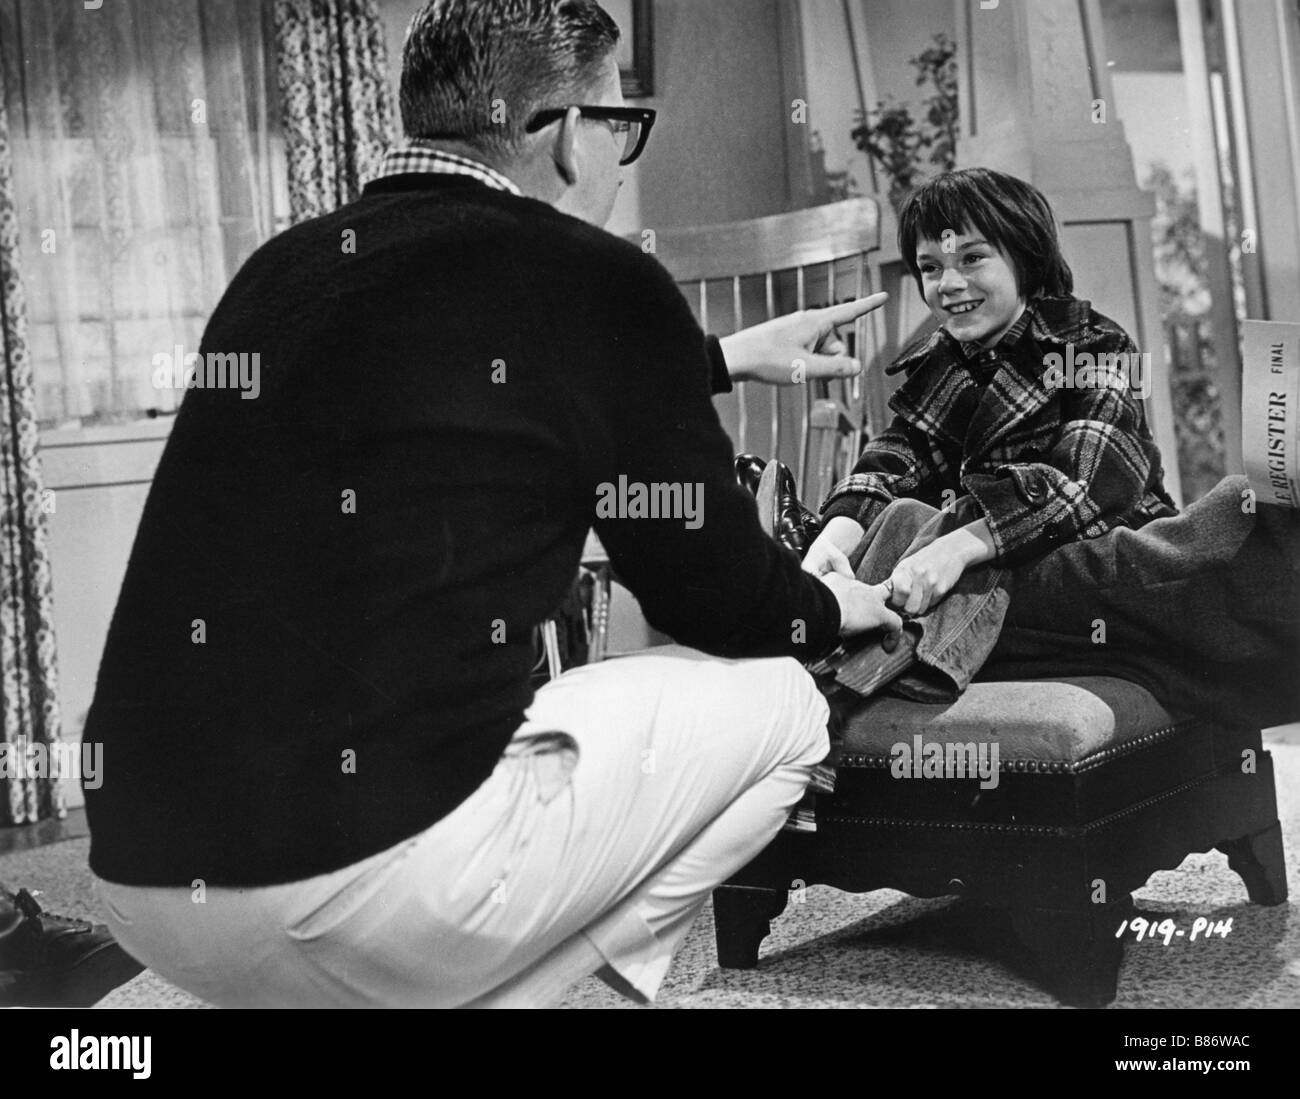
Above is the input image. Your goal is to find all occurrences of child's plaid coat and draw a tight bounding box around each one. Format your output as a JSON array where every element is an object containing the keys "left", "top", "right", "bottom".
[{"left": 821, "top": 295, "right": 1178, "bottom": 566}]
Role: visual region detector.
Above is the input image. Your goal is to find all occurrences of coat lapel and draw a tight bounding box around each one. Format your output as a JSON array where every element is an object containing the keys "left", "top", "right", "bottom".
[{"left": 886, "top": 327, "right": 975, "bottom": 449}]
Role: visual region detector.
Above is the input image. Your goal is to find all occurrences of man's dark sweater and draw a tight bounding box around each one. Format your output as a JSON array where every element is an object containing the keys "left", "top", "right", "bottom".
[{"left": 83, "top": 174, "right": 841, "bottom": 887}]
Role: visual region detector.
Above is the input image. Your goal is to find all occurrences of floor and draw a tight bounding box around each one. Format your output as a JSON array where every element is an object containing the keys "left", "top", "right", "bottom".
[{"left": 4, "top": 726, "right": 1298, "bottom": 1009}]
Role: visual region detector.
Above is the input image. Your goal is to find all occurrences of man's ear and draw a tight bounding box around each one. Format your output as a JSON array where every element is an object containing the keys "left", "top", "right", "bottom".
[{"left": 552, "top": 105, "right": 582, "bottom": 186}]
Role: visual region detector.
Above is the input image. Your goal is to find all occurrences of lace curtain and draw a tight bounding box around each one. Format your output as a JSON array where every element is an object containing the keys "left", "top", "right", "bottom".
[{"left": 0, "top": 0, "right": 283, "bottom": 428}]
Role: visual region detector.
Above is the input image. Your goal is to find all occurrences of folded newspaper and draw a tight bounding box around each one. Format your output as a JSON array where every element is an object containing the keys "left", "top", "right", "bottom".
[{"left": 1243, "top": 319, "right": 1300, "bottom": 509}]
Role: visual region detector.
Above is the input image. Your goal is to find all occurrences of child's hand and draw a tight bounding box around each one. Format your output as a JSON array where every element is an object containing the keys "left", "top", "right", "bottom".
[
  {"left": 802, "top": 516, "right": 865, "bottom": 578},
  {"left": 888, "top": 535, "right": 971, "bottom": 616}
]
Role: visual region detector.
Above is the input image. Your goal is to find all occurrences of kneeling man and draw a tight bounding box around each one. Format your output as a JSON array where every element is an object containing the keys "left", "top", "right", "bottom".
[{"left": 85, "top": 0, "right": 897, "bottom": 1007}]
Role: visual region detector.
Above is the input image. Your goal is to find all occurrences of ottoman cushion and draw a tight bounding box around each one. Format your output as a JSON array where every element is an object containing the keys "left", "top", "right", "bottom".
[
  {"left": 829, "top": 677, "right": 1252, "bottom": 827},
  {"left": 838, "top": 677, "right": 1177, "bottom": 771}
]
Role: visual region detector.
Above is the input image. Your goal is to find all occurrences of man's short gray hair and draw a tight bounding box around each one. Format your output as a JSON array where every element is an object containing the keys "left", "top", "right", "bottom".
[{"left": 400, "top": 0, "right": 621, "bottom": 156}]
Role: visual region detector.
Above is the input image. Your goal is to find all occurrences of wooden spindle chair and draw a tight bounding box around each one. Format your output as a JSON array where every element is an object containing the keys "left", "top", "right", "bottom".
[{"left": 645, "top": 196, "right": 884, "bottom": 505}]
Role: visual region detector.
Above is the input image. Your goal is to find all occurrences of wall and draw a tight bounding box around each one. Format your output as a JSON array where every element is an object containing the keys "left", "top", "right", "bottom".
[
  {"left": 629, "top": 0, "right": 792, "bottom": 231},
  {"left": 43, "top": 423, "right": 170, "bottom": 809},
  {"left": 379, "top": 0, "right": 423, "bottom": 122},
  {"left": 859, "top": 0, "right": 956, "bottom": 105},
  {"left": 376, "top": 0, "right": 797, "bottom": 234}
]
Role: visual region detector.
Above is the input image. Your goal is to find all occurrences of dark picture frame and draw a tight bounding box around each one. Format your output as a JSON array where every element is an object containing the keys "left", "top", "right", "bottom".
[{"left": 609, "top": 0, "right": 654, "bottom": 98}]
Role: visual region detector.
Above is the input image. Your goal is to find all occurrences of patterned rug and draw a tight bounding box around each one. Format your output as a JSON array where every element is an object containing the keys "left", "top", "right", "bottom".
[{"left": 3, "top": 741, "right": 1296, "bottom": 1009}]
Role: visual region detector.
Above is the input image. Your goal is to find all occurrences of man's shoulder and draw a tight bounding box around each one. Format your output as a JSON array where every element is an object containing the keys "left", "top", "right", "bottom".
[
  {"left": 228, "top": 185, "right": 663, "bottom": 295},
  {"left": 533, "top": 207, "right": 679, "bottom": 290},
  {"left": 357, "top": 184, "right": 673, "bottom": 291}
]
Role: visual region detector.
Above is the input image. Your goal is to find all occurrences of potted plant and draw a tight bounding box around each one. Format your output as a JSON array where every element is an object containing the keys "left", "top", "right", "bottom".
[{"left": 851, "top": 33, "right": 959, "bottom": 213}]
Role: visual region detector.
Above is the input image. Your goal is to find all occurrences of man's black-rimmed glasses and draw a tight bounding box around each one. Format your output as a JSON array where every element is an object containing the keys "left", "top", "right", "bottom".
[{"left": 525, "top": 106, "right": 657, "bottom": 166}]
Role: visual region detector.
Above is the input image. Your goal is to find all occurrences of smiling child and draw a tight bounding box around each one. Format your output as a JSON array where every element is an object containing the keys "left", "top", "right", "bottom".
[{"left": 802, "top": 167, "right": 1177, "bottom": 611}]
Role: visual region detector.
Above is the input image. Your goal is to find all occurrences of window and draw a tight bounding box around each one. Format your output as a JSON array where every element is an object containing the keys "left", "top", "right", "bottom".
[{"left": 1, "top": 0, "right": 289, "bottom": 429}]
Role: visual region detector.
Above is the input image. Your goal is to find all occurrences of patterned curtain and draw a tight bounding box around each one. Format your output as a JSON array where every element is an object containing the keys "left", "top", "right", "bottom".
[
  {"left": 274, "top": 0, "right": 395, "bottom": 222},
  {"left": 0, "top": 84, "right": 63, "bottom": 825}
]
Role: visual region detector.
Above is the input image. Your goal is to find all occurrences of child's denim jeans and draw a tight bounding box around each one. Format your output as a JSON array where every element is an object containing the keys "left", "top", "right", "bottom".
[
  {"left": 808, "top": 494, "right": 1011, "bottom": 704},
  {"left": 985, "top": 474, "right": 1300, "bottom": 730}
]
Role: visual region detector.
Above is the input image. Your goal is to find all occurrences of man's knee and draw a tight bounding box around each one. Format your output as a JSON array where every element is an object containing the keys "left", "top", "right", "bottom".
[{"left": 762, "top": 657, "right": 829, "bottom": 763}]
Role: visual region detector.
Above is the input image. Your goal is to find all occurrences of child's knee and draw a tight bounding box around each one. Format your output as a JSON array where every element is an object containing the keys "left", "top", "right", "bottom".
[
  {"left": 882, "top": 496, "right": 975, "bottom": 548},
  {"left": 883, "top": 497, "right": 939, "bottom": 520},
  {"left": 877, "top": 497, "right": 945, "bottom": 537}
]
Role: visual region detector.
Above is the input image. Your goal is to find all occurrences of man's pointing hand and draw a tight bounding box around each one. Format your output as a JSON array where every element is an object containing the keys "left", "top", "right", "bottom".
[{"left": 717, "top": 292, "right": 889, "bottom": 387}]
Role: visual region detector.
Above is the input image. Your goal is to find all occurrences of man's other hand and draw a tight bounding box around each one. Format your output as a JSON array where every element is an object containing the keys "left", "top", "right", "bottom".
[
  {"left": 718, "top": 293, "right": 889, "bottom": 386},
  {"left": 818, "top": 571, "right": 903, "bottom": 639}
]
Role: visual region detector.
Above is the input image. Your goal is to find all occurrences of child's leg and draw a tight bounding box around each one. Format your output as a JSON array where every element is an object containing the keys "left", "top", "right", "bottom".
[
  {"left": 988, "top": 475, "right": 1300, "bottom": 727},
  {"left": 815, "top": 497, "right": 1012, "bottom": 702}
]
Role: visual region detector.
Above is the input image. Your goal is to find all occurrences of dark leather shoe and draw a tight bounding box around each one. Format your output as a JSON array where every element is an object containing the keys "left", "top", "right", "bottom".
[
  {"left": 796, "top": 498, "right": 824, "bottom": 548},
  {"left": 733, "top": 453, "right": 767, "bottom": 496},
  {"left": 0, "top": 886, "right": 144, "bottom": 1007},
  {"left": 755, "top": 459, "right": 823, "bottom": 558}
]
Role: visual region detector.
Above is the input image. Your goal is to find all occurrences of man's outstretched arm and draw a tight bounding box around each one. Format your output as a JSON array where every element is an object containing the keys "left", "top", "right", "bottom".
[{"left": 591, "top": 253, "right": 898, "bottom": 659}]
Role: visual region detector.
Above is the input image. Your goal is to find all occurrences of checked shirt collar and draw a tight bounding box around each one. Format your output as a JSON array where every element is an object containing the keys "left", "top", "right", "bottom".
[{"left": 369, "top": 143, "right": 524, "bottom": 196}]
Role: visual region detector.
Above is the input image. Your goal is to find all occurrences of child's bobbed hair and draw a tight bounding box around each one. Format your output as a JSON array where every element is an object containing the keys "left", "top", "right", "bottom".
[{"left": 897, "top": 168, "right": 1074, "bottom": 301}]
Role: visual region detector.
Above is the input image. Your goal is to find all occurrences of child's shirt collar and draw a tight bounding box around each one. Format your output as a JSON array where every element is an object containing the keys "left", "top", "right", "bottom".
[
  {"left": 956, "top": 306, "right": 1035, "bottom": 378},
  {"left": 886, "top": 295, "right": 1096, "bottom": 378}
]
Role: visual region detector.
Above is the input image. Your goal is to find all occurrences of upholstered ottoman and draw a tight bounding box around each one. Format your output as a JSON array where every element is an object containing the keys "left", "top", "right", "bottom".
[{"left": 713, "top": 676, "right": 1287, "bottom": 1006}]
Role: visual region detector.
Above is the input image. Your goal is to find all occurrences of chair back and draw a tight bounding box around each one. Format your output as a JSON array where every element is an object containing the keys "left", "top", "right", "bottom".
[{"left": 633, "top": 197, "right": 883, "bottom": 504}]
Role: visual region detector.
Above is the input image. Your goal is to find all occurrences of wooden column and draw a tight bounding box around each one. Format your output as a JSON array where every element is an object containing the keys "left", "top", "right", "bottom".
[
  {"left": 1225, "top": 0, "right": 1300, "bottom": 323},
  {"left": 956, "top": 0, "right": 1184, "bottom": 503},
  {"left": 1175, "top": 0, "right": 1244, "bottom": 475}
]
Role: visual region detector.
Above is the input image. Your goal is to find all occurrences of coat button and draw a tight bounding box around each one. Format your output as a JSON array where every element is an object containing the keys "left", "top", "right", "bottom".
[{"left": 1022, "top": 471, "right": 1048, "bottom": 503}]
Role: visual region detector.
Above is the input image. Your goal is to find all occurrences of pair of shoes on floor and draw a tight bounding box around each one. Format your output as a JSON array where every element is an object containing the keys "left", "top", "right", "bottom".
[
  {"left": 733, "top": 454, "right": 822, "bottom": 558},
  {"left": 0, "top": 885, "right": 144, "bottom": 1007}
]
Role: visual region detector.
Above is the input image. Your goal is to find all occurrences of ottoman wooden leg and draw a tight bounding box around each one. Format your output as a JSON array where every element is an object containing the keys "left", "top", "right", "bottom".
[
  {"left": 1010, "top": 895, "right": 1133, "bottom": 1008},
  {"left": 1219, "top": 821, "right": 1289, "bottom": 906},
  {"left": 713, "top": 885, "right": 789, "bottom": 969}
]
